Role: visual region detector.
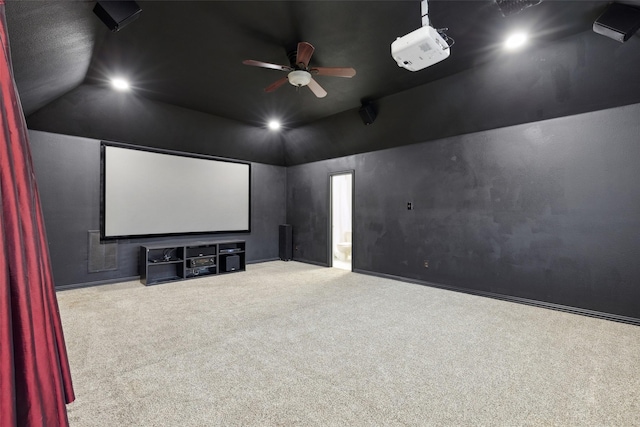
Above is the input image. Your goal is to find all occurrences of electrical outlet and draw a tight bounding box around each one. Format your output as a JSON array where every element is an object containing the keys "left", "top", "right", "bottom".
[{"left": 424, "top": 260, "right": 429, "bottom": 268}]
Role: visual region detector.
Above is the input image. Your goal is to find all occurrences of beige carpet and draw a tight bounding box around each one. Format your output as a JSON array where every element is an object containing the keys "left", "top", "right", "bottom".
[{"left": 57, "top": 261, "right": 640, "bottom": 426}]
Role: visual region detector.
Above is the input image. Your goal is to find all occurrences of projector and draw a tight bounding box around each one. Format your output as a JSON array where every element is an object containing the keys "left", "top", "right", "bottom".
[{"left": 391, "top": 25, "right": 450, "bottom": 71}]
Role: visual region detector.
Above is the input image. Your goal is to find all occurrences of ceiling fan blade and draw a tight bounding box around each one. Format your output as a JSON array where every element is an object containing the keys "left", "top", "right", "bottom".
[
  {"left": 296, "top": 42, "right": 315, "bottom": 68},
  {"left": 264, "top": 77, "right": 289, "bottom": 93},
  {"left": 243, "top": 59, "right": 292, "bottom": 72},
  {"left": 312, "top": 67, "right": 356, "bottom": 78},
  {"left": 307, "top": 78, "right": 327, "bottom": 98}
]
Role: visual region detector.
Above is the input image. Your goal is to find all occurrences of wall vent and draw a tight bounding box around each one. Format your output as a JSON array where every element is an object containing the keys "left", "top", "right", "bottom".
[{"left": 88, "top": 231, "right": 118, "bottom": 272}]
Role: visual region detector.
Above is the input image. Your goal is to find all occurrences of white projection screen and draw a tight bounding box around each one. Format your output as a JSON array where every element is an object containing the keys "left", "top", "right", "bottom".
[{"left": 101, "top": 143, "right": 250, "bottom": 238}]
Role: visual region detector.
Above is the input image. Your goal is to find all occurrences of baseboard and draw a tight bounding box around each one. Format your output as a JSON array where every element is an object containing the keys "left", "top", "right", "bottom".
[
  {"left": 293, "top": 258, "right": 329, "bottom": 267},
  {"left": 55, "top": 275, "right": 140, "bottom": 291},
  {"left": 353, "top": 269, "right": 640, "bottom": 327},
  {"left": 247, "top": 257, "right": 279, "bottom": 264}
]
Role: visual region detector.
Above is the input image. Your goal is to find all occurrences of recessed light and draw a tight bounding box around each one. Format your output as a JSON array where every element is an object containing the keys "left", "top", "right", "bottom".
[
  {"left": 504, "top": 32, "right": 528, "bottom": 50},
  {"left": 111, "top": 77, "right": 130, "bottom": 91},
  {"left": 268, "top": 120, "right": 281, "bottom": 131}
]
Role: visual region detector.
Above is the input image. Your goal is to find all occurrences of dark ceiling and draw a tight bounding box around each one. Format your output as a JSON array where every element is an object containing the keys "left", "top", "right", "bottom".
[{"left": 6, "top": 0, "right": 619, "bottom": 128}]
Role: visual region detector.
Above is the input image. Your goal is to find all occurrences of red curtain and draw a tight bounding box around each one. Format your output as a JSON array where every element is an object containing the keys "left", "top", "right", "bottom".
[{"left": 0, "top": 1, "right": 75, "bottom": 426}]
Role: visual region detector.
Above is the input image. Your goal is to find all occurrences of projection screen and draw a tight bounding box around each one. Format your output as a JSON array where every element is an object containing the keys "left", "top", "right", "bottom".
[{"left": 101, "top": 143, "right": 250, "bottom": 238}]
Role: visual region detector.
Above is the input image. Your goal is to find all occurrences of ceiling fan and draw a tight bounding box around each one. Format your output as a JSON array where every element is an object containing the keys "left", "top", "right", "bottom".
[{"left": 242, "top": 42, "right": 356, "bottom": 98}]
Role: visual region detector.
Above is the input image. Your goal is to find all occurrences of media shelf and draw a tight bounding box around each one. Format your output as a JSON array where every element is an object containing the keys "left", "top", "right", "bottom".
[{"left": 140, "top": 240, "right": 245, "bottom": 285}]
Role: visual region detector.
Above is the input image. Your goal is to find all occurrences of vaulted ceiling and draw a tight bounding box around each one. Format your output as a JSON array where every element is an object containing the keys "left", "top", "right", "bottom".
[{"left": 6, "top": 1, "right": 640, "bottom": 165}]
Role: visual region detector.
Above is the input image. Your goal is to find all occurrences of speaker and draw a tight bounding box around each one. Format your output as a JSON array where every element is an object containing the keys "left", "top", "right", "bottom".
[
  {"left": 593, "top": 3, "right": 640, "bottom": 43},
  {"left": 359, "top": 103, "right": 377, "bottom": 125},
  {"left": 495, "top": 0, "right": 542, "bottom": 17},
  {"left": 186, "top": 245, "right": 216, "bottom": 258},
  {"left": 93, "top": 1, "right": 142, "bottom": 32},
  {"left": 224, "top": 255, "right": 240, "bottom": 272},
  {"left": 279, "top": 224, "right": 293, "bottom": 261}
]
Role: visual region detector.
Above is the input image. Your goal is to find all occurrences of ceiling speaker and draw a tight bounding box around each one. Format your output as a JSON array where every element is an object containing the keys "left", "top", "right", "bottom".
[
  {"left": 593, "top": 3, "right": 640, "bottom": 43},
  {"left": 359, "top": 103, "right": 377, "bottom": 125},
  {"left": 93, "top": 1, "right": 142, "bottom": 32},
  {"left": 495, "top": 0, "right": 542, "bottom": 17}
]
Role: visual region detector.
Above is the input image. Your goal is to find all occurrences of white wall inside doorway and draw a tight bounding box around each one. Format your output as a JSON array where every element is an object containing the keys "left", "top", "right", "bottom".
[{"left": 331, "top": 173, "right": 352, "bottom": 270}]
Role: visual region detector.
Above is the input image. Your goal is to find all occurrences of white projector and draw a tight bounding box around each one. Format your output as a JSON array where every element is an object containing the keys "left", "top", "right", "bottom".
[{"left": 391, "top": 25, "right": 450, "bottom": 71}]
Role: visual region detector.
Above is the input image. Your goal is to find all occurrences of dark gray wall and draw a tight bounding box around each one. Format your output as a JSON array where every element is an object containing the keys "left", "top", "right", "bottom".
[
  {"left": 287, "top": 103, "right": 640, "bottom": 320},
  {"left": 283, "top": 30, "right": 640, "bottom": 165},
  {"left": 29, "top": 130, "right": 286, "bottom": 288},
  {"left": 27, "top": 84, "right": 286, "bottom": 166}
]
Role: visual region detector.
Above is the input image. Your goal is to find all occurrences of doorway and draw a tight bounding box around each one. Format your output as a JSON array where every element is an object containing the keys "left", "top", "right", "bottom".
[{"left": 330, "top": 172, "right": 353, "bottom": 271}]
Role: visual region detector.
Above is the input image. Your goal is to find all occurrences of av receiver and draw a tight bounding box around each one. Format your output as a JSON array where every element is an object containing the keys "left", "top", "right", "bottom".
[{"left": 189, "top": 257, "right": 216, "bottom": 268}]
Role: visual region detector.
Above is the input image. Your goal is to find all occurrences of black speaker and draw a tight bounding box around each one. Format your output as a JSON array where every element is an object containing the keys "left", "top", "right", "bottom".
[
  {"left": 359, "top": 103, "right": 377, "bottom": 125},
  {"left": 93, "top": 1, "right": 142, "bottom": 32},
  {"left": 224, "top": 255, "right": 240, "bottom": 272},
  {"left": 593, "top": 3, "right": 640, "bottom": 43},
  {"left": 279, "top": 224, "right": 293, "bottom": 261},
  {"left": 186, "top": 245, "right": 217, "bottom": 258}
]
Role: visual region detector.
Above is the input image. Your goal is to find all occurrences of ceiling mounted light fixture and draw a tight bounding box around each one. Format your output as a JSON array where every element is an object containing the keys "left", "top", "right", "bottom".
[
  {"left": 111, "top": 77, "right": 130, "bottom": 91},
  {"left": 268, "top": 120, "right": 281, "bottom": 130},
  {"left": 242, "top": 41, "right": 353, "bottom": 98},
  {"left": 287, "top": 70, "right": 312, "bottom": 87},
  {"left": 504, "top": 32, "right": 528, "bottom": 50}
]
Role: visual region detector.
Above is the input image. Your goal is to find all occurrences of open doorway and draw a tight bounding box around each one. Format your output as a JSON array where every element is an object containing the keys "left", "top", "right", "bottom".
[{"left": 330, "top": 172, "right": 353, "bottom": 271}]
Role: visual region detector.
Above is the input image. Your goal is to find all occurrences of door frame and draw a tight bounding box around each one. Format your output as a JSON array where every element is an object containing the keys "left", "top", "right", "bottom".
[{"left": 328, "top": 170, "right": 355, "bottom": 270}]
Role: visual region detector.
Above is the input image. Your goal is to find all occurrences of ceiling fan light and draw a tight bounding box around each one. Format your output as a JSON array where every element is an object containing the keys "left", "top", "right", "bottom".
[{"left": 288, "top": 70, "right": 312, "bottom": 87}]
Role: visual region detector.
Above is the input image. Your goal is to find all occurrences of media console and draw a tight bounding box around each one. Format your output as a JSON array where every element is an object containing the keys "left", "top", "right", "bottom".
[{"left": 140, "top": 240, "right": 245, "bottom": 285}]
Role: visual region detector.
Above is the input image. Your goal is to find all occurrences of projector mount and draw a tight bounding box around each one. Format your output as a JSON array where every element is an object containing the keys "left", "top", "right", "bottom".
[{"left": 391, "top": 0, "right": 453, "bottom": 71}]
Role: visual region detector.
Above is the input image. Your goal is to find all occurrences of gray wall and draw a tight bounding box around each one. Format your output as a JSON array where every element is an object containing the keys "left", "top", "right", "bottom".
[
  {"left": 26, "top": 100, "right": 640, "bottom": 321},
  {"left": 29, "top": 130, "right": 286, "bottom": 288},
  {"left": 287, "top": 103, "right": 640, "bottom": 320}
]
